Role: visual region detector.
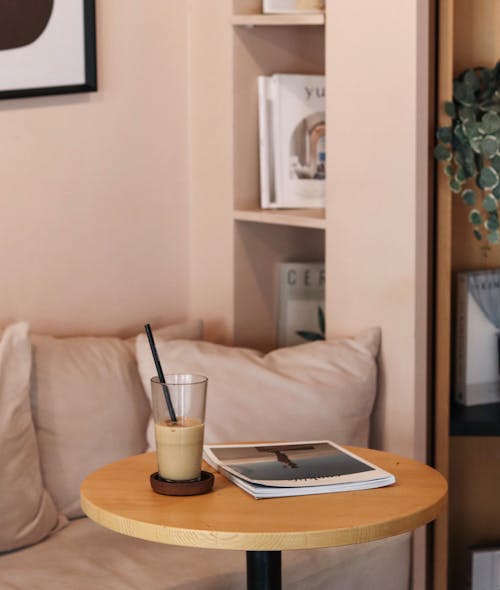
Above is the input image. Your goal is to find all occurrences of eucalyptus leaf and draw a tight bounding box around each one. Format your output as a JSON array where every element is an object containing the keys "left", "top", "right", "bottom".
[
  {"left": 469, "top": 210, "right": 483, "bottom": 225},
  {"left": 454, "top": 125, "right": 468, "bottom": 145},
  {"left": 450, "top": 177, "right": 463, "bottom": 193},
  {"left": 485, "top": 214, "right": 499, "bottom": 231},
  {"left": 462, "top": 189, "right": 476, "bottom": 205},
  {"left": 434, "top": 144, "right": 451, "bottom": 161},
  {"left": 463, "top": 120, "right": 482, "bottom": 140},
  {"left": 487, "top": 230, "right": 500, "bottom": 244},
  {"left": 437, "top": 126, "right": 453, "bottom": 144},
  {"left": 483, "top": 194, "right": 498, "bottom": 212},
  {"left": 444, "top": 101, "right": 456, "bottom": 117},
  {"left": 454, "top": 80, "right": 475, "bottom": 106},
  {"left": 464, "top": 69, "right": 481, "bottom": 90},
  {"left": 480, "top": 111, "right": 500, "bottom": 133},
  {"left": 480, "top": 135, "right": 499, "bottom": 158},
  {"left": 435, "top": 61, "right": 500, "bottom": 245},
  {"left": 478, "top": 166, "right": 500, "bottom": 190},
  {"left": 459, "top": 106, "right": 475, "bottom": 123}
]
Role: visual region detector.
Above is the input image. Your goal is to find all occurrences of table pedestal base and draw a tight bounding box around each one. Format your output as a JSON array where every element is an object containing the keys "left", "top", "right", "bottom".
[{"left": 246, "top": 551, "right": 281, "bottom": 590}]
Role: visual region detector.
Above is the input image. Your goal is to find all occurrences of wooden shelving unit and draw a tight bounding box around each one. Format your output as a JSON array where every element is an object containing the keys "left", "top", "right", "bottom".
[
  {"left": 230, "top": 0, "right": 325, "bottom": 351},
  {"left": 434, "top": 0, "right": 500, "bottom": 588}
]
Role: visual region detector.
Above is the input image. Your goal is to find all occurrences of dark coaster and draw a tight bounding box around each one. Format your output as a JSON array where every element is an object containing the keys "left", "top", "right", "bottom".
[{"left": 150, "top": 470, "right": 214, "bottom": 496}]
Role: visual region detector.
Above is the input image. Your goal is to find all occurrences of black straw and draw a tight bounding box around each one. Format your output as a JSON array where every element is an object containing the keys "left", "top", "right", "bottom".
[{"left": 144, "top": 324, "right": 177, "bottom": 423}]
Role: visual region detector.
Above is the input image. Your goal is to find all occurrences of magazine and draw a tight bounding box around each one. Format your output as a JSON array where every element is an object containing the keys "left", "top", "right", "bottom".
[
  {"left": 258, "top": 73, "right": 326, "bottom": 209},
  {"left": 455, "top": 269, "right": 500, "bottom": 405},
  {"left": 203, "top": 441, "right": 395, "bottom": 499}
]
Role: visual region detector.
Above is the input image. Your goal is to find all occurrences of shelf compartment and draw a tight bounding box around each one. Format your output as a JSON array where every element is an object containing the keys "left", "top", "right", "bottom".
[
  {"left": 234, "top": 208, "right": 325, "bottom": 229},
  {"left": 232, "top": 14, "right": 325, "bottom": 27},
  {"left": 450, "top": 401, "right": 500, "bottom": 437}
]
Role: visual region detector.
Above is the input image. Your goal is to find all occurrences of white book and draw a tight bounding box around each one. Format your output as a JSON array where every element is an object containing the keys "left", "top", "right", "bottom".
[
  {"left": 277, "top": 262, "right": 325, "bottom": 347},
  {"left": 263, "top": 0, "right": 325, "bottom": 14},
  {"left": 455, "top": 270, "right": 500, "bottom": 406},
  {"left": 204, "top": 440, "right": 395, "bottom": 499},
  {"left": 257, "top": 76, "right": 276, "bottom": 208},
  {"left": 270, "top": 74, "right": 325, "bottom": 209}
]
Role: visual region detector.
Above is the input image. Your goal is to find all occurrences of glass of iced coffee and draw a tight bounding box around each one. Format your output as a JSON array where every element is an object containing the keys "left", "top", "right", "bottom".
[{"left": 150, "top": 374, "right": 207, "bottom": 482}]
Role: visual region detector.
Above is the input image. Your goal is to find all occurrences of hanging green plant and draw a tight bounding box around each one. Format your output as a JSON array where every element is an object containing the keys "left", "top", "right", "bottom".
[{"left": 435, "top": 60, "right": 500, "bottom": 246}]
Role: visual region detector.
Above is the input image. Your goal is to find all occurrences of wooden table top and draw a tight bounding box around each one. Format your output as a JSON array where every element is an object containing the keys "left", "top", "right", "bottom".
[{"left": 80, "top": 448, "right": 447, "bottom": 552}]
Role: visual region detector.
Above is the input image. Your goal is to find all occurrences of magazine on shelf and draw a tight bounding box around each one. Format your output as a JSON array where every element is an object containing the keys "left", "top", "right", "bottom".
[
  {"left": 203, "top": 440, "right": 395, "bottom": 499},
  {"left": 263, "top": 0, "right": 325, "bottom": 14},
  {"left": 277, "top": 261, "right": 325, "bottom": 346},
  {"left": 258, "top": 73, "right": 325, "bottom": 209},
  {"left": 455, "top": 269, "right": 500, "bottom": 406}
]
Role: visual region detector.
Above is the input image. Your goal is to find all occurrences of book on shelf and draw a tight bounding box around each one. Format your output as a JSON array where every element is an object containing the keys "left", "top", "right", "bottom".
[
  {"left": 203, "top": 440, "right": 395, "bottom": 499},
  {"left": 455, "top": 269, "right": 500, "bottom": 406},
  {"left": 277, "top": 261, "right": 325, "bottom": 347},
  {"left": 258, "top": 73, "right": 325, "bottom": 209},
  {"left": 263, "top": 0, "right": 325, "bottom": 14}
]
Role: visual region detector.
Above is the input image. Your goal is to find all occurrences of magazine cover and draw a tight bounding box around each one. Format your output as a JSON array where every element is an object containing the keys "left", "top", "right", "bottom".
[
  {"left": 272, "top": 74, "right": 325, "bottom": 208},
  {"left": 204, "top": 441, "right": 395, "bottom": 498},
  {"left": 455, "top": 269, "right": 500, "bottom": 405},
  {"left": 277, "top": 262, "right": 325, "bottom": 346}
]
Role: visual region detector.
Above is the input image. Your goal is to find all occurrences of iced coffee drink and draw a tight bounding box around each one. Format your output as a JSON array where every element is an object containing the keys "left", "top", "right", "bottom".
[{"left": 154, "top": 417, "right": 205, "bottom": 481}]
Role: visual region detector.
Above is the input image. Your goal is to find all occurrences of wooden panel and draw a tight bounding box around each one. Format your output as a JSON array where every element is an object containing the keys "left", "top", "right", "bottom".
[
  {"left": 449, "top": 437, "right": 500, "bottom": 590},
  {"left": 434, "top": 0, "right": 454, "bottom": 587}
]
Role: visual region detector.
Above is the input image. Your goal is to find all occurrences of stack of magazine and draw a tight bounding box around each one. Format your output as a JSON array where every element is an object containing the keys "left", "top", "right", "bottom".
[{"left": 203, "top": 441, "right": 395, "bottom": 499}]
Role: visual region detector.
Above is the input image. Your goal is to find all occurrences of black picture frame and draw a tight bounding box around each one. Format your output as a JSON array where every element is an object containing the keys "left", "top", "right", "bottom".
[{"left": 0, "top": 0, "right": 97, "bottom": 100}]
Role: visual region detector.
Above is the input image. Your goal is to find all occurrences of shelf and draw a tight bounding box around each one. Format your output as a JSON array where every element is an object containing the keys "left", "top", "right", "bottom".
[
  {"left": 233, "top": 208, "right": 325, "bottom": 229},
  {"left": 232, "top": 14, "right": 325, "bottom": 27},
  {"left": 450, "top": 400, "right": 500, "bottom": 436}
]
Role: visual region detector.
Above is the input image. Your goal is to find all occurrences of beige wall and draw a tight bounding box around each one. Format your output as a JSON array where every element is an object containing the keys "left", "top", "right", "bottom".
[
  {"left": 0, "top": 0, "right": 190, "bottom": 337},
  {"left": 326, "top": 0, "right": 430, "bottom": 461}
]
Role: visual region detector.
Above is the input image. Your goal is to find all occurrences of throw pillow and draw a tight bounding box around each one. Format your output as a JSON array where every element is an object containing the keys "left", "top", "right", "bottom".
[
  {"left": 135, "top": 328, "right": 380, "bottom": 448},
  {"left": 31, "top": 320, "right": 203, "bottom": 519},
  {"left": 0, "top": 322, "right": 65, "bottom": 553}
]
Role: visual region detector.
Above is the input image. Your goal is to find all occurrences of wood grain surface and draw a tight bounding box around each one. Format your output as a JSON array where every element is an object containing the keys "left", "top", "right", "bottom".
[{"left": 80, "top": 448, "right": 447, "bottom": 552}]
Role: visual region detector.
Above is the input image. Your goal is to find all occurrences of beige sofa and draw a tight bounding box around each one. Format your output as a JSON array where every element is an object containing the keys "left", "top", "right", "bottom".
[{"left": 0, "top": 322, "right": 410, "bottom": 589}]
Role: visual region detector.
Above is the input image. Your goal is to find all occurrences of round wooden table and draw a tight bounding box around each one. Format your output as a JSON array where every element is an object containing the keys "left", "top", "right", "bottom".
[{"left": 81, "top": 448, "right": 447, "bottom": 590}]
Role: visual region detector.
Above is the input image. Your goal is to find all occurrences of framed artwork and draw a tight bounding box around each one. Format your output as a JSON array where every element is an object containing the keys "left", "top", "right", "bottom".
[{"left": 0, "top": 0, "right": 97, "bottom": 99}]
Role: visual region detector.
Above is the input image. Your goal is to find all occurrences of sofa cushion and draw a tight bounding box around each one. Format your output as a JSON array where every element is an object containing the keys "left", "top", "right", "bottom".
[
  {"left": 30, "top": 321, "right": 202, "bottom": 519},
  {"left": 0, "top": 323, "right": 65, "bottom": 553},
  {"left": 0, "top": 516, "right": 410, "bottom": 589},
  {"left": 136, "top": 328, "right": 380, "bottom": 448}
]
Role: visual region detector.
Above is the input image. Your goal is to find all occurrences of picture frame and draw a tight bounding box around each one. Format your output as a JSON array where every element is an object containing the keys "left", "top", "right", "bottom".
[{"left": 0, "top": 0, "right": 97, "bottom": 99}]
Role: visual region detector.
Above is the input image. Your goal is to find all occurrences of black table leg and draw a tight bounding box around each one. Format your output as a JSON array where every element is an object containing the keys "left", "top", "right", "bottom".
[{"left": 246, "top": 551, "right": 282, "bottom": 590}]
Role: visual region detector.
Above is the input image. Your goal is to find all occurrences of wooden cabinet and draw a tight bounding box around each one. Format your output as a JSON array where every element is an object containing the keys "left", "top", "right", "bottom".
[{"left": 434, "top": 0, "right": 500, "bottom": 588}]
